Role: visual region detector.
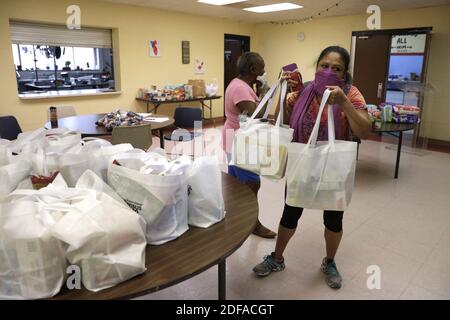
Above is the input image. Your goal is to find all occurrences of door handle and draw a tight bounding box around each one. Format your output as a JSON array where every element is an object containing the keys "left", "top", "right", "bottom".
[{"left": 377, "top": 82, "right": 383, "bottom": 99}]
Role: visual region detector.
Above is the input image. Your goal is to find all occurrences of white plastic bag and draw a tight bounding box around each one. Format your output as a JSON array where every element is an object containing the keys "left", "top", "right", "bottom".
[
  {"left": 231, "top": 77, "right": 293, "bottom": 180},
  {"left": 7, "top": 179, "right": 147, "bottom": 293},
  {"left": 59, "top": 143, "right": 135, "bottom": 186},
  {"left": 108, "top": 154, "right": 189, "bottom": 245},
  {"left": 45, "top": 131, "right": 82, "bottom": 154},
  {"left": 187, "top": 156, "right": 225, "bottom": 228},
  {"left": 0, "top": 201, "right": 67, "bottom": 300},
  {"left": 286, "top": 89, "right": 357, "bottom": 210},
  {"left": 205, "top": 78, "right": 219, "bottom": 97},
  {"left": 0, "top": 161, "right": 31, "bottom": 201},
  {"left": 0, "top": 139, "right": 13, "bottom": 167}
]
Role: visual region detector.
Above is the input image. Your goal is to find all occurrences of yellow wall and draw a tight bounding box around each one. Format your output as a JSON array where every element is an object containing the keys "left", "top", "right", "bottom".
[
  {"left": 0, "top": 0, "right": 255, "bottom": 130},
  {"left": 1, "top": 1, "right": 449, "bottom": 141},
  {"left": 253, "top": 5, "right": 450, "bottom": 141}
]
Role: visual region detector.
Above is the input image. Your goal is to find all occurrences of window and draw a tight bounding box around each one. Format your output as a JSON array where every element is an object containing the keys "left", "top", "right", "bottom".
[{"left": 9, "top": 21, "right": 116, "bottom": 97}]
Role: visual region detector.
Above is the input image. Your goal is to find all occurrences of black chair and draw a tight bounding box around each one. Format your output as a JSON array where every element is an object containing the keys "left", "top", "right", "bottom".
[
  {"left": 0, "top": 115, "right": 22, "bottom": 140},
  {"left": 164, "top": 107, "right": 203, "bottom": 158}
]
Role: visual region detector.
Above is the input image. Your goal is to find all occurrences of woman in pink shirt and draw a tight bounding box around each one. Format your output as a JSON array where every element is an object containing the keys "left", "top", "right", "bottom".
[{"left": 222, "top": 52, "right": 276, "bottom": 239}]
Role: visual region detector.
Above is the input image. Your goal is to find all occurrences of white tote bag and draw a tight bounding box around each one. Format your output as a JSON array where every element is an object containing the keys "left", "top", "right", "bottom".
[
  {"left": 0, "top": 200, "right": 67, "bottom": 300},
  {"left": 0, "top": 161, "right": 32, "bottom": 201},
  {"left": 8, "top": 182, "right": 147, "bottom": 293},
  {"left": 187, "top": 156, "right": 225, "bottom": 228},
  {"left": 231, "top": 77, "right": 293, "bottom": 180},
  {"left": 286, "top": 89, "right": 357, "bottom": 211},
  {"left": 108, "top": 158, "right": 189, "bottom": 245},
  {"left": 0, "top": 139, "right": 14, "bottom": 167},
  {"left": 59, "top": 143, "right": 135, "bottom": 186}
]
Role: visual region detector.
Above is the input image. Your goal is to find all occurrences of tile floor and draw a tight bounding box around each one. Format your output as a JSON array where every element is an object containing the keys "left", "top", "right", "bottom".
[{"left": 137, "top": 133, "right": 450, "bottom": 300}]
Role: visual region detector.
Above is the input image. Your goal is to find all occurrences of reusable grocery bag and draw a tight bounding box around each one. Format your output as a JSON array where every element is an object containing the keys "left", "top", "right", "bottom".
[
  {"left": 286, "top": 89, "right": 357, "bottom": 210},
  {"left": 0, "top": 161, "right": 31, "bottom": 201},
  {"left": 108, "top": 153, "right": 189, "bottom": 245},
  {"left": 0, "top": 200, "right": 67, "bottom": 300},
  {"left": 187, "top": 156, "right": 225, "bottom": 228},
  {"left": 59, "top": 142, "right": 135, "bottom": 186},
  {"left": 7, "top": 178, "right": 147, "bottom": 293},
  {"left": 231, "top": 78, "right": 293, "bottom": 180}
]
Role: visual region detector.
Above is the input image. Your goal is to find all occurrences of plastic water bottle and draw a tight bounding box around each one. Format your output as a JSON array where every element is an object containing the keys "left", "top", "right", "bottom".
[{"left": 49, "top": 106, "right": 58, "bottom": 128}]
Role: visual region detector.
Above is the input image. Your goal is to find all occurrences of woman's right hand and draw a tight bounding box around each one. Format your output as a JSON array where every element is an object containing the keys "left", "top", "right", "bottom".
[{"left": 280, "top": 71, "right": 300, "bottom": 92}]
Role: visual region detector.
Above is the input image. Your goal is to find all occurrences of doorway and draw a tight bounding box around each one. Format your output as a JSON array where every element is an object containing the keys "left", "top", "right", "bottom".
[
  {"left": 224, "top": 34, "right": 250, "bottom": 117},
  {"left": 351, "top": 27, "right": 432, "bottom": 145}
]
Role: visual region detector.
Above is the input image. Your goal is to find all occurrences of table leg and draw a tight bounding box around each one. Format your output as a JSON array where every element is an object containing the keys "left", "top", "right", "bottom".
[
  {"left": 209, "top": 99, "right": 213, "bottom": 122},
  {"left": 201, "top": 101, "right": 205, "bottom": 119},
  {"left": 218, "top": 259, "right": 226, "bottom": 300},
  {"left": 159, "top": 129, "right": 165, "bottom": 149},
  {"left": 395, "top": 131, "right": 403, "bottom": 179},
  {"left": 147, "top": 103, "right": 159, "bottom": 114}
]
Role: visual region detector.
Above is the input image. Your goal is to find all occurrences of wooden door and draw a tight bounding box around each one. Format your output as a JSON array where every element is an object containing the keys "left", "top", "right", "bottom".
[
  {"left": 224, "top": 34, "right": 250, "bottom": 118},
  {"left": 352, "top": 34, "right": 390, "bottom": 105}
]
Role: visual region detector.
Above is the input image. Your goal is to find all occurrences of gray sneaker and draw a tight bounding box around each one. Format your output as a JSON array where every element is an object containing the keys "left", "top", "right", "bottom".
[
  {"left": 253, "top": 253, "right": 285, "bottom": 277},
  {"left": 320, "top": 258, "right": 342, "bottom": 289}
]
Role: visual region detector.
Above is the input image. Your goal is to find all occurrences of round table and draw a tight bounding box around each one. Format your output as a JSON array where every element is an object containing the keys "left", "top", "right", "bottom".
[
  {"left": 44, "top": 114, "right": 174, "bottom": 148},
  {"left": 372, "top": 122, "right": 416, "bottom": 179},
  {"left": 50, "top": 173, "right": 257, "bottom": 300}
]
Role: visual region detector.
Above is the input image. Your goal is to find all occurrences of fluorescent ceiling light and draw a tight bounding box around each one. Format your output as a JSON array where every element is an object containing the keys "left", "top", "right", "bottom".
[
  {"left": 197, "top": 0, "right": 248, "bottom": 5},
  {"left": 244, "top": 2, "right": 303, "bottom": 13}
]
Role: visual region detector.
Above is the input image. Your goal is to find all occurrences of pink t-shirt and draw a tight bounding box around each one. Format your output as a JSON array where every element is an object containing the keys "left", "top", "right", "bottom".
[{"left": 222, "top": 78, "right": 259, "bottom": 153}]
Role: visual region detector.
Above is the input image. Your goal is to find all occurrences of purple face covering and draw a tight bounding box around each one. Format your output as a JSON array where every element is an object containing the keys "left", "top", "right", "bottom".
[{"left": 290, "top": 68, "right": 347, "bottom": 143}]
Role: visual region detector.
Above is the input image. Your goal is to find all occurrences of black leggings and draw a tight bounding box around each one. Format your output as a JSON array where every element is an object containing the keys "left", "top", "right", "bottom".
[{"left": 280, "top": 202, "right": 344, "bottom": 232}]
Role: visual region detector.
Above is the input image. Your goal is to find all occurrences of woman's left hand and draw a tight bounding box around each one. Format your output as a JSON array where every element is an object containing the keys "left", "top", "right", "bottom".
[{"left": 325, "top": 85, "right": 347, "bottom": 105}]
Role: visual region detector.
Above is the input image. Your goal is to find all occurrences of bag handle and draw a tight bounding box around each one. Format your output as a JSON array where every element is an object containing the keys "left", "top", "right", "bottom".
[
  {"left": 306, "top": 89, "right": 334, "bottom": 146},
  {"left": 276, "top": 80, "right": 288, "bottom": 127},
  {"left": 246, "top": 78, "right": 280, "bottom": 127},
  {"left": 246, "top": 72, "right": 288, "bottom": 129},
  {"left": 328, "top": 103, "right": 336, "bottom": 145},
  {"left": 31, "top": 148, "right": 48, "bottom": 176}
]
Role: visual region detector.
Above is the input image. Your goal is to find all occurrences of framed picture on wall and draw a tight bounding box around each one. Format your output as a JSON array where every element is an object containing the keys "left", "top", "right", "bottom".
[
  {"left": 149, "top": 40, "right": 161, "bottom": 57},
  {"left": 195, "top": 59, "right": 205, "bottom": 74}
]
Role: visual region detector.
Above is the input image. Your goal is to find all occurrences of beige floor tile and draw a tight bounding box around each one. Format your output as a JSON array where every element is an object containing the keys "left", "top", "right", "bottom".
[
  {"left": 349, "top": 250, "right": 423, "bottom": 299},
  {"left": 420, "top": 236, "right": 450, "bottom": 276},
  {"left": 332, "top": 282, "right": 383, "bottom": 300},
  {"left": 410, "top": 264, "right": 450, "bottom": 299},
  {"left": 400, "top": 284, "right": 447, "bottom": 300},
  {"left": 385, "top": 234, "right": 436, "bottom": 263}
]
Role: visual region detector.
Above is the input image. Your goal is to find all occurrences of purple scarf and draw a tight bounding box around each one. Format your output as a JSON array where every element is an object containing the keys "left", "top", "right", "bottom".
[{"left": 289, "top": 69, "right": 348, "bottom": 143}]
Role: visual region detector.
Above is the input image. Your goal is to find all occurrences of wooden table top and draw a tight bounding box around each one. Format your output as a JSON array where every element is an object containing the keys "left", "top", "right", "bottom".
[
  {"left": 372, "top": 122, "right": 416, "bottom": 133},
  {"left": 44, "top": 114, "right": 174, "bottom": 136},
  {"left": 50, "top": 172, "right": 258, "bottom": 300}
]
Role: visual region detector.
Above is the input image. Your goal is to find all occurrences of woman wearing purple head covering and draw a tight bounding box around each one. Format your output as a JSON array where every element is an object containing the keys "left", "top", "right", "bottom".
[{"left": 253, "top": 46, "right": 371, "bottom": 289}]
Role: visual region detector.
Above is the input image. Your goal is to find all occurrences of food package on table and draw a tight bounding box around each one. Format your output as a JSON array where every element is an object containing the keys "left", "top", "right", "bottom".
[
  {"left": 381, "top": 104, "right": 393, "bottom": 122},
  {"left": 366, "top": 104, "right": 382, "bottom": 123},
  {"left": 393, "top": 105, "right": 420, "bottom": 115},
  {"left": 392, "top": 114, "right": 420, "bottom": 124},
  {"left": 187, "top": 80, "right": 206, "bottom": 98},
  {"left": 96, "top": 110, "right": 144, "bottom": 131}
]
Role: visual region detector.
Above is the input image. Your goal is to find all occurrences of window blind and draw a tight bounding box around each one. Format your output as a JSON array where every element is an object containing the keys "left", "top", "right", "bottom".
[{"left": 10, "top": 21, "right": 112, "bottom": 48}]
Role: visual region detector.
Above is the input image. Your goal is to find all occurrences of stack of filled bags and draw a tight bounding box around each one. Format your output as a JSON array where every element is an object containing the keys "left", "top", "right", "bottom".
[
  {"left": 0, "top": 171, "right": 147, "bottom": 299},
  {"left": 108, "top": 150, "right": 225, "bottom": 245},
  {"left": 0, "top": 127, "right": 226, "bottom": 299},
  {"left": 0, "top": 128, "right": 148, "bottom": 299}
]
